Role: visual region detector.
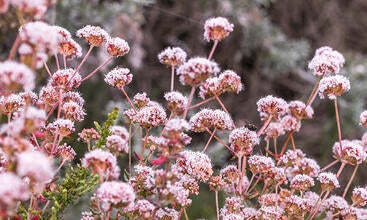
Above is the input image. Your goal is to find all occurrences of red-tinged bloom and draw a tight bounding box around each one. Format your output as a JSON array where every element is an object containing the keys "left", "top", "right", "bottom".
[
  {"left": 257, "top": 95, "right": 288, "bottom": 121},
  {"left": 359, "top": 110, "right": 367, "bottom": 128},
  {"left": 133, "top": 92, "right": 150, "bottom": 108},
  {"left": 177, "top": 57, "right": 219, "bottom": 86},
  {"left": 104, "top": 67, "right": 133, "bottom": 89},
  {"left": 76, "top": 25, "right": 109, "bottom": 47},
  {"left": 332, "top": 140, "right": 366, "bottom": 165},
  {"left": 51, "top": 68, "right": 82, "bottom": 90},
  {"left": 248, "top": 155, "right": 274, "bottom": 174},
  {"left": 106, "top": 37, "right": 130, "bottom": 57},
  {"left": 308, "top": 46, "right": 345, "bottom": 76},
  {"left": 82, "top": 149, "right": 120, "bottom": 180},
  {"left": 0, "top": 61, "right": 35, "bottom": 93},
  {"left": 0, "top": 172, "right": 30, "bottom": 209},
  {"left": 288, "top": 100, "right": 314, "bottom": 119},
  {"left": 150, "top": 156, "right": 166, "bottom": 165},
  {"left": 204, "top": 17, "right": 234, "bottom": 42},
  {"left": 318, "top": 75, "right": 350, "bottom": 100},
  {"left": 164, "top": 91, "right": 188, "bottom": 115},
  {"left": 317, "top": 172, "right": 340, "bottom": 191},
  {"left": 351, "top": 187, "right": 367, "bottom": 207},
  {"left": 96, "top": 181, "right": 135, "bottom": 211},
  {"left": 229, "top": 126, "right": 259, "bottom": 156},
  {"left": 290, "top": 174, "right": 314, "bottom": 192},
  {"left": 158, "top": 47, "right": 187, "bottom": 66}
]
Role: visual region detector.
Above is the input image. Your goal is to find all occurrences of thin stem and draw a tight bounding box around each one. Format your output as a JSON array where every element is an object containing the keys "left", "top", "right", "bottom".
[
  {"left": 182, "top": 86, "right": 196, "bottom": 119},
  {"left": 238, "top": 155, "right": 243, "bottom": 193},
  {"left": 170, "top": 65, "right": 175, "bottom": 91},
  {"left": 202, "top": 128, "right": 216, "bottom": 152},
  {"left": 208, "top": 40, "right": 219, "bottom": 60},
  {"left": 63, "top": 55, "right": 67, "bottom": 69},
  {"left": 43, "top": 62, "right": 53, "bottom": 78},
  {"left": 183, "top": 208, "right": 189, "bottom": 220},
  {"left": 75, "top": 45, "right": 94, "bottom": 73},
  {"left": 54, "top": 54, "right": 60, "bottom": 70},
  {"left": 337, "top": 162, "right": 346, "bottom": 178},
  {"left": 343, "top": 164, "right": 359, "bottom": 198},
  {"left": 140, "top": 129, "right": 150, "bottom": 161},
  {"left": 188, "top": 96, "right": 216, "bottom": 110},
  {"left": 320, "top": 160, "right": 339, "bottom": 172},
  {"left": 81, "top": 56, "right": 113, "bottom": 82},
  {"left": 121, "top": 87, "right": 137, "bottom": 112},
  {"left": 8, "top": 35, "right": 20, "bottom": 60},
  {"left": 128, "top": 124, "right": 132, "bottom": 174},
  {"left": 308, "top": 191, "right": 330, "bottom": 220},
  {"left": 274, "top": 138, "right": 278, "bottom": 155},
  {"left": 54, "top": 160, "right": 66, "bottom": 174},
  {"left": 205, "top": 128, "right": 234, "bottom": 154},
  {"left": 306, "top": 76, "right": 322, "bottom": 107},
  {"left": 290, "top": 133, "right": 296, "bottom": 150},
  {"left": 257, "top": 116, "right": 273, "bottom": 136},
  {"left": 280, "top": 131, "right": 294, "bottom": 156},
  {"left": 215, "top": 95, "right": 230, "bottom": 115},
  {"left": 215, "top": 191, "right": 219, "bottom": 220},
  {"left": 334, "top": 98, "right": 343, "bottom": 151}
]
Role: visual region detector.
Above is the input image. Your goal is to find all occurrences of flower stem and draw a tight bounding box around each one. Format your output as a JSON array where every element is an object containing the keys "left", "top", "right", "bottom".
[
  {"left": 182, "top": 86, "right": 196, "bottom": 119},
  {"left": 170, "top": 65, "right": 175, "bottom": 91},
  {"left": 280, "top": 131, "right": 294, "bottom": 156},
  {"left": 54, "top": 53, "right": 60, "bottom": 70},
  {"left": 215, "top": 191, "right": 219, "bottom": 220},
  {"left": 257, "top": 115, "right": 273, "bottom": 136},
  {"left": 8, "top": 35, "right": 20, "bottom": 60},
  {"left": 343, "top": 164, "right": 359, "bottom": 198},
  {"left": 306, "top": 76, "right": 322, "bottom": 107},
  {"left": 202, "top": 128, "right": 216, "bottom": 152},
  {"left": 121, "top": 87, "right": 137, "bottom": 113},
  {"left": 208, "top": 40, "right": 219, "bottom": 60},
  {"left": 75, "top": 45, "right": 94, "bottom": 73},
  {"left": 334, "top": 98, "right": 343, "bottom": 151},
  {"left": 188, "top": 96, "right": 216, "bottom": 110},
  {"left": 81, "top": 56, "right": 113, "bottom": 82},
  {"left": 320, "top": 160, "right": 338, "bottom": 172},
  {"left": 337, "top": 162, "right": 346, "bottom": 178}
]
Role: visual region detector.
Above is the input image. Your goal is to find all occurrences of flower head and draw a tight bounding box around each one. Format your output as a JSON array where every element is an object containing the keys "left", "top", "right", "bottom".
[
  {"left": 82, "top": 149, "right": 120, "bottom": 179},
  {"left": 51, "top": 68, "right": 82, "bottom": 90},
  {"left": 0, "top": 61, "right": 35, "bottom": 93},
  {"left": 308, "top": 46, "right": 345, "bottom": 76},
  {"left": 204, "top": 17, "right": 234, "bottom": 42},
  {"left": 332, "top": 140, "right": 366, "bottom": 165},
  {"left": 248, "top": 155, "right": 274, "bottom": 174},
  {"left": 0, "top": 172, "right": 30, "bottom": 209},
  {"left": 177, "top": 57, "right": 219, "bottom": 86},
  {"left": 288, "top": 100, "right": 314, "bottom": 119},
  {"left": 257, "top": 95, "right": 288, "bottom": 121},
  {"left": 106, "top": 37, "right": 130, "bottom": 57},
  {"left": 96, "top": 181, "right": 135, "bottom": 211},
  {"left": 17, "top": 150, "right": 53, "bottom": 183},
  {"left": 104, "top": 67, "right": 133, "bottom": 89},
  {"left": 229, "top": 126, "right": 259, "bottom": 156},
  {"left": 290, "top": 174, "right": 314, "bottom": 192},
  {"left": 175, "top": 150, "right": 213, "bottom": 182},
  {"left": 76, "top": 25, "right": 109, "bottom": 47},
  {"left": 164, "top": 91, "right": 188, "bottom": 115},
  {"left": 318, "top": 75, "right": 350, "bottom": 100},
  {"left": 317, "top": 172, "right": 340, "bottom": 191},
  {"left": 158, "top": 47, "right": 187, "bottom": 66}
]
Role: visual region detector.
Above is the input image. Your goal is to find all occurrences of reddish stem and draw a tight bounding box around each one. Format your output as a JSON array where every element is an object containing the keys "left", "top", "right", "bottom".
[
  {"left": 182, "top": 86, "right": 196, "bottom": 119},
  {"left": 343, "top": 164, "right": 359, "bottom": 198},
  {"left": 81, "top": 56, "right": 113, "bottom": 82},
  {"left": 170, "top": 65, "right": 175, "bottom": 91},
  {"left": 202, "top": 128, "right": 216, "bottom": 152},
  {"left": 208, "top": 40, "right": 219, "bottom": 60},
  {"left": 257, "top": 115, "right": 273, "bottom": 136},
  {"left": 188, "top": 96, "right": 216, "bottom": 110},
  {"left": 334, "top": 98, "right": 343, "bottom": 151},
  {"left": 8, "top": 35, "right": 21, "bottom": 60},
  {"left": 121, "top": 87, "right": 137, "bottom": 113}
]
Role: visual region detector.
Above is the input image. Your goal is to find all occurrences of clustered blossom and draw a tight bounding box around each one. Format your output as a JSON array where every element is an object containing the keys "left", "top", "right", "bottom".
[
  {"left": 132, "top": 103, "right": 167, "bottom": 129},
  {"left": 318, "top": 75, "right": 351, "bottom": 99},
  {"left": 176, "top": 57, "right": 220, "bottom": 86},
  {"left": 290, "top": 174, "right": 314, "bottom": 192},
  {"left": 281, "top": 115, "right": 301, "bottom": 132},
  {"left": 229, "top": 126, "right": 259, "bottom": 156},
  {"left": 360, "top": 110, "right": 367, "bottom": 127},
  {"left": 76, "top": 25, "right": 109, "bottom": 47},
  {"left": 175, "top": 150, "right": 213, "bottom": 182},
  {"left": 257, "top": 95, "right": 288, "bottom": 121},
  {"left": 106, "top": 135, "right": 128, "bottom": 154},
  {"left": 288, "top": 100, "right": 314, "bottom": 119},
  {"left": 248, "top": 155, "right": 275, "bottom": 174},
  {"left": 264, "top": 122, "right": 285, "bottom": 141},
  {"left": 158, "top": 47, "right": 187, "bottom": 66},
  {"left": 199, "top": 70, "right": 243, "bottom": 99},
  {"left": 47, "top": 118, "right": 75, "bottom": 137},
  {"left": 308, "top": 46, "right": 345, "bottom": 76},
  {"left": 0, "top": 172, "right": 30, "bottom": 209},
  {"left": 51, "top": 68, "right": 82, "bottom": 90},
  {"left": 96, "top": 181, "right": 135, "bottom": 211},
  {"left": 133, "top": 92, "right": 150, "bottom": 108},
  {"left": 332, "top": 140, "right": 366, "bottom": 165},
  {"left": 317, "top": 172, "right": 340, "bottom": 191},
  {"left": 164, "top": 91, "right": 188, "bottom": 115},
  {"left": 106, "top": 37, "right": 130, "bottom": 57},
  {"left": 0, "top": 61, "right": 35, "bottom": 93},
  {"left": 54, "top": 26, "right": 82, "bottom": 58},
  {"left": 352, "top": 187, "right": 367, "bottom": 207},
  {"left": 190, "top": 108, "right": 233, "bottom": 132},
  {"left": 82, "top": 149, "right": 120, "bottom": 180},
  {"left": 204, "top": 17, "right": 234, "bottom": 42},
  {"left": 104, "top": 67, "right": 133, "bottom": 89}
]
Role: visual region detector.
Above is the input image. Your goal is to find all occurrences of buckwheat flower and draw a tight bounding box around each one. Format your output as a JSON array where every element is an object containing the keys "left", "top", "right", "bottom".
[
  {"left": 0, "top": 94, "right": 25, "bottom": 114},
  {"left": 0, "top": 136, "right": 33, "bottom": 153},
  {"left": 199, "top": 77, "right": 221, "bottom": 99},
  {"left": 284, "top": 195, "right": 307, "bottom": 215},
  {"left": 212, "top": 109, "right": 234, "bottom": 130},
  {"left": 17, "top": 150, "right": 53, "bottom": 183},
  {"left": 204, "top": 17, "right": 234, "bottom": 42},
  {"left": 106, "top": 135, "right": 128, "bottom": 154},
  {"left": 76, "top": 25, "right": 109, "bottom": 47},
  {"left": 277, "top": 149, "right": 306, "bottom": 167},
  {"left": 132, "top": 199, "right": 155, "bottom": 219},
  {"left": 19, "top": 91, "right": 37, "bottom": 105},
  {"left": 259, "top": 193, "right": 279, "bottom": 206},
  {"left": 158, "top": 47, "right": 187, "bottom": 66},
  {"left": 189, "top": 108, "right": 213, "bottom": 132},
  {"left": 280, "top": 115, "right": 301, "bottom": 132},
  {"left": 106, "top": 37, "right": 130, "bottom": 57},
  {"left": 209, "top": 175, "right": 226, "bottom": 191},
  {"left": 0, "top": 61, "right": 35, "bottom": 92},
  {"left": 242, "top": 207, "right": 259, "bottom": 219},
  {"left": 0, "top": 149, "right": 8, "bottom": 173},
  {"left": 257, "top": 95, "right": 288, "bottom": 121},
  {"left": 264, "top": 122, "right": 285, "bottom": 141},
  {"left": 133, "top": 92, "right": 150, "bottom": 108},
  {"left": 322, "top": 195, "right": 349, "bottom": 213},
  {"left": 220, "top": 165, "right": 240, "bottom": 184},
  {"left": 220, "top": 197, "right": 244, "bottom": 216},
  {"left": 51, "top": 68, "right": 82, "bottom": 90},
  {"left": 39, "top": 84, "right": 58, "bottom": 107},
  {"left": 218, "top": 70, "right": 243, "bottom": 93},
  {"left": 134, "top": 103, "right": 167, "bottom": 129},
  {"left": 351, "top": 187, "right": 367, "bottom": 207},
  {"left": 290, "top": 174, "right": 314, "bottom": 192},
  {"left": 130, "top": 165, "right": 155, "bottom": 192},
  {"left": 176, "top": 57, "right": 220, "bottom": 86},
  {"left": 308, "top": 46, "right": 345, "bottom": 76},
  {"left": 332, "top": 140, "right": 366, "bottom": 165},
  {"left": 104, "top": 67, "right": 133, "bottom": 89},
  {"left": 341, "top": 207, "right": 362, "bottom": 219},
  {"left": 288, "top": 100, "right": 314, "bottom": 119},
  {"left": 154, "top": 207, "right": 179, "bottom": 220},
  {"left": 318, "top": 75, "right": 350, "bottom": 100},
  {"left": 303, "top": 191, "right": 320, "bottom": 210},
  {"left": 56, "top": 143, "right": 76, "bottom": 161},
  {"left": 317, "top": 172, "right": 340, "bottom": 191},
  {"left": 229, "top": 126, "right": 259, "bottom": 156},
  {"left": 248, "top": 155, "right": 274, "bottom": 174},
  {"left": 164, "top": 119, "right": 190, "bottom": 135},
  {"left": 11, "top": 0, "right": 50, "bottom": 19},
  {"left": 63, "top": 91, "right": 85, "bottom": 106},
  {"left": 110, "top": 125, "right": 129, "bottom": 140},
  {"left": 165, "top": 181, "right": 191, "bottom": 207},
  {"left": 360, "top": 111, "right": 367, "bottom": 128},
  {"left": 164, "top": 91, "right": 188, "bottom": 115},
  {"left": 179, "top": 174, "right": 200, "bottom": 195},
  {"left": 19, "top": 21, "right": 59, "bottom": 54},
  {"left": 78, "top": 128, "right": 100, "bottom": 143},
  {"left": 62, "top": 101, "right": 86, "bottom": 122},
  {"left": 58, "top": 37, "right": 82, "bottom": 58},
  {"left": 96, "top": 181, "right": 135, "bottom": 211},
  {"left": 48, "top": 119, "right": 75, "bottom": 137},
  {"left": 258, "top": 206, "right": 284, "bottom": 220},
  {"left": 296, "top": 157, "right": 320, "bottom": 178},
  {"left": 221, "top": 213, "right": 243, "bottom": 220},
  {"left": 265, "top": 167, "right": 288, "bottom": 185},
  {"left": 81, "top": 211, "right": 95, "bottom": 220},
  {"left": 82, "top": 149, "right": 119, "bottom": 179},
  {"left": 176, "top": 150, "right": 213, "bottom": 182},
  {"left": 0, "top": 172, "right": 30, "bottom": 209},
  {"left": 21, "top": 106, "right": 47, "bottom": 132}
]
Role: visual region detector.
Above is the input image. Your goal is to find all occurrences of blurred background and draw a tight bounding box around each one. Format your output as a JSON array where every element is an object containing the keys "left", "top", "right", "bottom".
[{"left": 2, "top": 0, "right": 367, "bottom": 218}]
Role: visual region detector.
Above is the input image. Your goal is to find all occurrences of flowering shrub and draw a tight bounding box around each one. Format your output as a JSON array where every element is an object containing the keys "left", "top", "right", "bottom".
[{"left": 1, "top": 2, "right": 367, "bottom": 220}]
